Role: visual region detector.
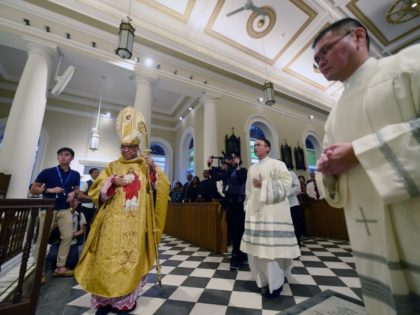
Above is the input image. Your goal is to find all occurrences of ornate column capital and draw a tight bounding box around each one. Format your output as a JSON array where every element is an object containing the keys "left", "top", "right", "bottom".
[
  {"left": 200, "top": 91, "right": 222, "bottom": 104},
  {"left": 23, "top": 36, "right": 59, "bottom": 62},
  {"left": 134, "top": 70, "right": 159, "bottom": 85}
]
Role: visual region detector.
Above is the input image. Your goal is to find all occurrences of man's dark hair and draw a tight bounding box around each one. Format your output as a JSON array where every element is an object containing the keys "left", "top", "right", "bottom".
[
  {"left": 229, "top": 152, "right": 243, "bottom": 165},
  {"left": 312, "top": 18, "right": 369, "bottom": 50},
  {"left": 257, "top": 137, "right": 271, "bottom": 148},
  {"left": 89, "top": 168, "right": 99, "bottom": 175},
  {"left": 57, "top": 147, "right": 75, "bottom": 157}
]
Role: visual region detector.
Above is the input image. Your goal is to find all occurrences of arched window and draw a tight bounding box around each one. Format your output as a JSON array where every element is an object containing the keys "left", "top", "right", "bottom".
[
  {"left": 304, "top": 134, "right": 321, "bottom": 172},
  {"left": 151, "top": 143, "right": 166, "bottom": 173},
  {"left": 249, "top": 124, "right": 266, "bottom": 164},
  {"left": 179, "top": 128, "right": 194, "bottom": 181},
  {"left": 188, "top": 138, "right": 194, "bottom": 176},
  {"left": 0, "top": 118, "right": 7, "bottom": 146},
  {"left": 151, "top": 137, "right": 173, "bottom": 183},
  {"left": 245, "top": 117, "right": 279, "bottom": 165},
  {"left": 30, "top": 128, "right": 49, "bottom": 184}
]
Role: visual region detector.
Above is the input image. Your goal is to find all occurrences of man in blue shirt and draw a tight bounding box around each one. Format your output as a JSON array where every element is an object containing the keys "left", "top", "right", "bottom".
[{"left": 30, "top": 147, "right": 80, "bottom": 277}]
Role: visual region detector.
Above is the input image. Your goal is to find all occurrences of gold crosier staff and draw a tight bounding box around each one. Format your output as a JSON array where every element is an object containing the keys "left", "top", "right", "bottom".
[{"left": 138, "top": 121, "right": 162, "bottom": 287}]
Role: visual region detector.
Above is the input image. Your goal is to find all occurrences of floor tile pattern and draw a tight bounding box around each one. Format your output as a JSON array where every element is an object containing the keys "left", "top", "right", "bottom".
[
  {"left": 0, "top": 255, "right": 36, "bottom": 301},
  {"left": 38, "top": 235, "right": 364, "bottom": 314}
]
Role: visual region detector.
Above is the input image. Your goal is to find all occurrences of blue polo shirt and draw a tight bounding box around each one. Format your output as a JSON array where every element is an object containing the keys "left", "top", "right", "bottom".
[{"left": 35, "top": 166, "right": 81, "bottom": 210}]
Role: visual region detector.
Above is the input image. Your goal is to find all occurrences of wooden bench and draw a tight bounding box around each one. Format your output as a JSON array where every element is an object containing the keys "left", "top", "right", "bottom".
[
  {"left": 0, "top": 199, "right": 54, "bottom": 315},
  {"left": 164, "top": 202, "right": 227, "bottom": 254},
  {"left": 303, "top": 199, "right": 349, "bottom": 240}
]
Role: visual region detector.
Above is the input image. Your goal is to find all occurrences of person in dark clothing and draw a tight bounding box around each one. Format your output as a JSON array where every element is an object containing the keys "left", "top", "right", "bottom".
[
  {"left": 297, "top": 175, "right": 308, "bottom": 208},
  {"left": 78, "top": 168, "right": 100, "bottom": 238},
  {"left": 47, "top": 209, "right": 86, "bottom": 270},
  {"left": 185, "top": 176, "right": 200, "bottom": 202},
  {"left": 170, "top": 181, "right": 183, "bottom": 203},
  {"left": 208, "top": 153, "right": 247, "bottom": 271},
  {"left": 181, "top": 173, "right": 193, "bottom": 202},
  {"left": 197, "top": 170, "right": 217, "bottom": 202}
]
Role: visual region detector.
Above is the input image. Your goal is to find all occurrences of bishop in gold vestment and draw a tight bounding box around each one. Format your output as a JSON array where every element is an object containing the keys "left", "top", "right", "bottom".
[{"left": 75, "top": 107, "right": 169, "bottom": 313}]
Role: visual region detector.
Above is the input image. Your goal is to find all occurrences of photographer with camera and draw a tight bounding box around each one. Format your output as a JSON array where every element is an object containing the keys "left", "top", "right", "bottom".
[{"left": 208, "top": 153, "right": 247, "bottom": 271}]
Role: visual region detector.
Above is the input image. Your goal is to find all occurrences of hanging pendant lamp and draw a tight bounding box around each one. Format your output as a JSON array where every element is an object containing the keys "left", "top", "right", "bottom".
[
  {"left": 89, "top": 77, "right": 105, "bottom": 151},
  {"left": 263, "top": 81, "right": 275, "bottom": 106},
  {"left": 116, "top": 16, "right": 135, "bottom": 59}
]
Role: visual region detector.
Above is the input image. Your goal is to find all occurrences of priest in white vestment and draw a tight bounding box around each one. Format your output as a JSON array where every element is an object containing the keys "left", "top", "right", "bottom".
[
  {"left": 313, "top": 18, "right": 420, "bottom": 314},
  {"left": 240, "top": 138, "right": 300, "bottom": 298}
]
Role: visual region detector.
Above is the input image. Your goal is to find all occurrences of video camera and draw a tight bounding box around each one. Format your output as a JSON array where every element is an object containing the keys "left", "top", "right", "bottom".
[{"left": 210, "top": 152, "right": 240, "bottom": 167}]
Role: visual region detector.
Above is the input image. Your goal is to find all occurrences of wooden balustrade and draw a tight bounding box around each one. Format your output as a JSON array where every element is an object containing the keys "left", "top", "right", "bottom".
[
  {"left": 164, "top": 202, "right": 227, "bottom": 254},
  {"left": 0, "top": 199, "right": 54, "bottom": 315}
]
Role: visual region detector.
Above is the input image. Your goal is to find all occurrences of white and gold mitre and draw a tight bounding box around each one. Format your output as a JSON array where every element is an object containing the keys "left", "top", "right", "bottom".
[{"left": 115, "top": 106, "right": 148, "bottom": 145}]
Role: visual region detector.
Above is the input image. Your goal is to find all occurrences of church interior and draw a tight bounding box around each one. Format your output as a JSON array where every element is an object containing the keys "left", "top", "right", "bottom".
[{"left": 0, "top": 0, "right": 418, "bottom": 314}]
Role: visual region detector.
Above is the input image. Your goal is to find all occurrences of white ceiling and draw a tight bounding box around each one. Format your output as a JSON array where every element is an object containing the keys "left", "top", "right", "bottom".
[{"left": 0, "top": 0, "right": 419, "bottom": 124}]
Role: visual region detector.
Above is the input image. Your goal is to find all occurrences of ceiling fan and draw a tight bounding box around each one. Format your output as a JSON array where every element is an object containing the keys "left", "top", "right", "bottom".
[{"left": 226, "top": 0, "right": 266, "bottom": 17}]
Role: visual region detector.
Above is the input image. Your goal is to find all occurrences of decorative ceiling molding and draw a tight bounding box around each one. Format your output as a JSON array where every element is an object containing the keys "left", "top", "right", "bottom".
[
  {"left": 140, "top": 0, "right": 196, "bottom": 23},
  {"left": 3, "top": 0, "right": 329, "bottom": 109},
  {"left": 205, "top": 0, "right": 317, "bottom": 65},
  {"left": 283, "top": 23, "right": 337, "bottom": 91},
  {"left": 385, "top": 0, "right": 419, "bottom": 24},
  {"left": 346, "top": 0, "right": 420, "bottom": 46},
  {"left": 246, "top": 6, "right": 276, "bottom": 39},
  {"left": 168, "top": 95, "right": 191, "bottom": 116},
  {"left": 2, "top": 0, "right": 416, "bottom": 119}
]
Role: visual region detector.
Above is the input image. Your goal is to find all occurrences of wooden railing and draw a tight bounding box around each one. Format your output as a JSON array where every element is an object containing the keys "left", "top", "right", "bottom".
[
  {"left": 303, "top": 199, "right": 349, "bottom": 240},
  {"left": 0, "top": 199, "right": 55, "bottom": 315},
  {"left": 164, "top": 202, "right": 227, "bottom": 254}
]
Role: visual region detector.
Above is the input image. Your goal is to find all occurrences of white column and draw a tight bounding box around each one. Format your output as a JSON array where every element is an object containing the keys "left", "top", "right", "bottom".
[
  {"left": 134, "top": 71, "right": 158, "bottom": 137},
  {"left": 0, "top": 41, "right": 57, "bottom": 197},
  {"left": 201, "top": 93, "right": 220, "bottom": 168}
]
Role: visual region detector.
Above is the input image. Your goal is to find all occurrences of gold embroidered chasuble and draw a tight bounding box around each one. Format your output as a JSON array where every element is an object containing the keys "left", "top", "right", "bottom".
[{"left": 75, "top": 156, "right": 169, "bottom": 298}]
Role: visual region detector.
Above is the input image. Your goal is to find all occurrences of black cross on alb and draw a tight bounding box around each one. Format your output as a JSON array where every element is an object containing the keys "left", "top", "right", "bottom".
[{"left": 355, "top": 207, "right": 377, "bottom": 236}]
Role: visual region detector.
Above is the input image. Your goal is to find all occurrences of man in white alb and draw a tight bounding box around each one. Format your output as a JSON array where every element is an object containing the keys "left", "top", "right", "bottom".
[
  {"left": 313, "top": 18, "right": 420, "bottom": 314},
  {"left": 241, "top": 138, "right": 300, "bottom": 298}
]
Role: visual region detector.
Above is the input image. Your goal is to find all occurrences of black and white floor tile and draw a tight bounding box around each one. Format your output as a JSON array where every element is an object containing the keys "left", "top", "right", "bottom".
[{"left": 45, "top": 235, "right": 364, "bottom": 314}]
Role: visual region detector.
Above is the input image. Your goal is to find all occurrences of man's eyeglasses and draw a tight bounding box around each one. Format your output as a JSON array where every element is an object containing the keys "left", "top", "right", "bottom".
[{"left": 313, "top": 30, "right": 353, "bottom": 68}]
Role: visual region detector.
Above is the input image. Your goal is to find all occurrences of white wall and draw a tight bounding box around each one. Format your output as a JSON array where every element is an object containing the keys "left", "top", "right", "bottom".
[{"left": 39, "top": 110, "right": 119, "bottom": 176}]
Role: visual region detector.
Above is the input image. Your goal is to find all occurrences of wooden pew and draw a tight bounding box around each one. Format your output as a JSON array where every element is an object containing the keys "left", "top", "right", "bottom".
[
  {"left": 164, "top": 202, "right": 227, "bottom": 254},
  {"left": 303, "top": 199, "right": 349, "bottom": 240},
  {"left": 0, "top": 199, "right": 54, "bottom": 315}
]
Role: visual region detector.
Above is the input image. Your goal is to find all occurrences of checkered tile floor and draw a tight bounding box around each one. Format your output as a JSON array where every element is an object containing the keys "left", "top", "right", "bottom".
[{"left": 65, "top": 234, "right": 363, "bottom": 314}]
